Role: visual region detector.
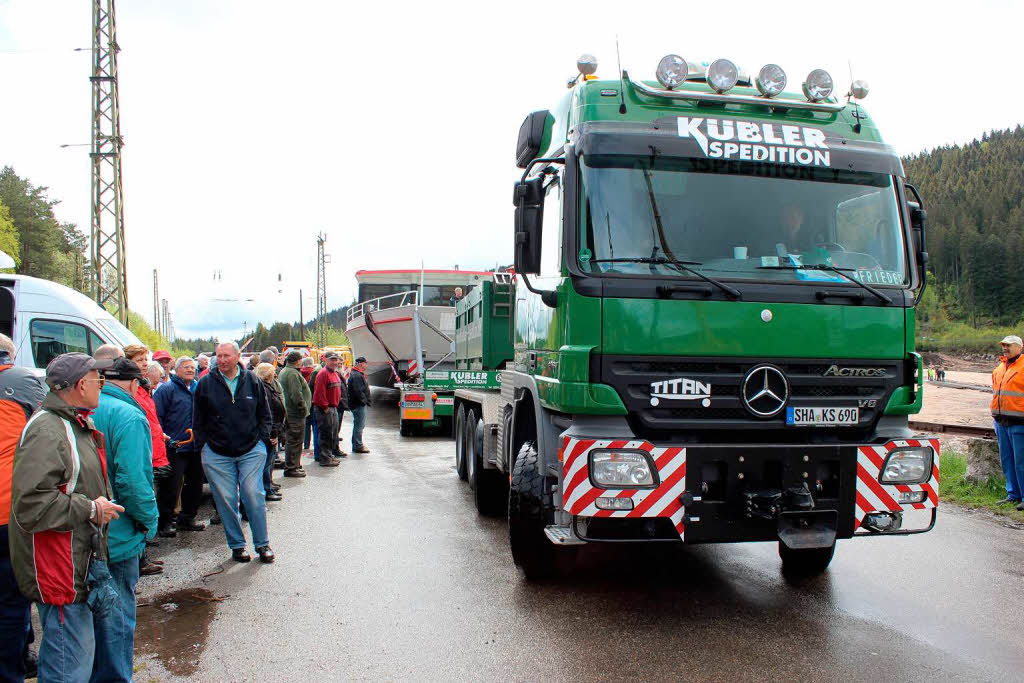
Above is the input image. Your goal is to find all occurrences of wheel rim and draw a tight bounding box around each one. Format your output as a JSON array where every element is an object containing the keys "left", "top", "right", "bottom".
[
  {"left": 455, "top": 411, "right": 465, "bottom": 472},
  {"left": 466, "top": 413, "right": 476, "bottom": 483}
]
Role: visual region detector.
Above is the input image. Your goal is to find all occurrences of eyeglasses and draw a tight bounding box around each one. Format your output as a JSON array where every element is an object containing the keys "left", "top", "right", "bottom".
[{"left": 81, "top": 378, "right": 105, "bottom": 387}]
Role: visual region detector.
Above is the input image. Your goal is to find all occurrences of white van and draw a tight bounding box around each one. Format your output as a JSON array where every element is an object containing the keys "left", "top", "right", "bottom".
[{"left": 0, "top": 274, "right": 144, "bottom": 375}]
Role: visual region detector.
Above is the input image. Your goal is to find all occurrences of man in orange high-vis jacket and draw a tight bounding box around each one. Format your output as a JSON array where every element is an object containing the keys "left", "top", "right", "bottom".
[
  {"left": 0, "top": 333, "right": 44, "bottom": 680},
  {"left": 991, "top": 334, "right": 1024, "bottom": 511}
]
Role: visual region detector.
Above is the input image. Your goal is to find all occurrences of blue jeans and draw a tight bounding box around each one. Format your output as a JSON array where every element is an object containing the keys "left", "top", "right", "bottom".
[
  {"left": 90, "top": 555, "right": 140, "bottom": 683},
  {"left": 0, "top": 526, "right": 31, "bottom": 681},
  {"left": 202, "top": 444, "right": 270, "bottom": 549},
  {"left": 994, "top": 420, "right": 1024, "bottom": 500},
  {"left": 351, "top": 405, "right": 367, "bottom": 449},
  {"left": 37, "top": 560, "right": 119, "bottom": 683},
  {"left": 311, "top": 417, "right": 320, "bottom": 461}
]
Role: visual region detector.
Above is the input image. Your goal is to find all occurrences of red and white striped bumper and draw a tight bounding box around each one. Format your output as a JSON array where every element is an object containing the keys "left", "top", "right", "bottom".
[
  {"left": 561, "top": 438, "right": 688, "bottom": 540},
  {"left": 560, "top": 436, "right": 941, "bottom": 543},
  {"left": 854, "top": 438, "right": 940, "bottom": 531}
]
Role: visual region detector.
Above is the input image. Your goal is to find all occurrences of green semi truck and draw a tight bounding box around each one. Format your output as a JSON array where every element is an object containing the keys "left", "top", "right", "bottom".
[{"left": 453, "top": 54, "right": 939, "bottom": 579}]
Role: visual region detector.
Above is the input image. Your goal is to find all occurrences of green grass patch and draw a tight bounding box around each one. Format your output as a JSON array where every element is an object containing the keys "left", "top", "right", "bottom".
[
  {"left": 918, "top": 320, "right": 1022, "bottom": 354},
  {"left": 939, "top": 450, "right": 1024, "bottom": 522}
]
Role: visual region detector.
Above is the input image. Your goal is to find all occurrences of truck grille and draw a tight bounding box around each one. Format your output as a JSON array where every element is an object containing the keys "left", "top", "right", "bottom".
[{"left": 597, "top": 355, "right": 904, "bottom": 439}]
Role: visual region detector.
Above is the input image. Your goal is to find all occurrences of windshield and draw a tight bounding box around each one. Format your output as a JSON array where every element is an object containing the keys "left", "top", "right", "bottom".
[
  {"left": 97, "top": 315, "right": 142, "bottom": 347},
  {"left": 579, "top": 155, "right": 908, "bottom": 287}
]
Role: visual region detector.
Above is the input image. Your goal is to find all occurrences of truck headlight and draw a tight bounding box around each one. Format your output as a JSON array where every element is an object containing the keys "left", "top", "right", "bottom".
[
  {"left": 590, "top": 450, "right": 656, "bottom": 488},
  {"left": 756, "top": 63, "right": 787, "bottom": 97},
  {"left": 707, "top": 58, "right": 739, "bottom": 93},
  {"left": 802, "top": 68, "right": 834, "bottom": 102},
  {"left": 879, "top": 447, "right": 934, "bottom": 485}
]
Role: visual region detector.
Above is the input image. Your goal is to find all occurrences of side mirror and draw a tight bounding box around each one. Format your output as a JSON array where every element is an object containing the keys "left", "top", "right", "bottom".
[
  {"left": 513, "top": 178, "right": 544, "bottom": 275},
  {"left": 905, "top": 182, "right": 928, "bottom": 303},
  {"left": 516, "top": 110, "right": 551, "bottom": 169}
]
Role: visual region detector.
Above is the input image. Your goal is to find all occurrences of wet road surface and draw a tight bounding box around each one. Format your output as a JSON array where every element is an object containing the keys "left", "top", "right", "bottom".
[{"left": 135, "top": 392, "right": 1024, "bottom": 681}]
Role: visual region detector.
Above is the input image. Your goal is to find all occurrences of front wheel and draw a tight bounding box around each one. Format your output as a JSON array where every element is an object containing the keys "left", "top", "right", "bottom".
[
  {"left": 509, "top": 441, "right": 568, "bottom": 579},
  {"left": 778, "top": 541, "right": 836, "bottom": 575}
]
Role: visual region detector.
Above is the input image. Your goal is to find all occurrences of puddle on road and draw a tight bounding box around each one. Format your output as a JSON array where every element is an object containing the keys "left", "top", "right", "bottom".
[{"left": 136, "top": 587, "right": 220, "bottom": 677}]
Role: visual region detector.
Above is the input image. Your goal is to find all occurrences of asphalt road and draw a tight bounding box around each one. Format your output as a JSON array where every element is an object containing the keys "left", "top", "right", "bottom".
[{"left": 134, "top": 392, "right": 1024, "bottom": 682}]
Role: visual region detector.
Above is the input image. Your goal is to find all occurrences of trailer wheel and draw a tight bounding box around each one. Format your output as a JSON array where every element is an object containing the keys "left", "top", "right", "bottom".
[
  {"left": 509, "top": 441, "right": 561, "bottom": 580},
  {"left": 778, "top": 541, "right": 836, "bottom": 575},
  {"left": 465, "top": 408, "right": 479, "bottom": 490},
  {"left": 454, "top": 405, "right": 467, "bottom": 480},
  {"left": 471, "top": 416, "right": 508, "bottom": 517}
]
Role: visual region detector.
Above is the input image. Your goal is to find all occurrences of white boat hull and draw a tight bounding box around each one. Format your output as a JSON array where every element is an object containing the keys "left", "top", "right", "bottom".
[{"left": 345, "top": 304, "right": 456, "bottom": 388}]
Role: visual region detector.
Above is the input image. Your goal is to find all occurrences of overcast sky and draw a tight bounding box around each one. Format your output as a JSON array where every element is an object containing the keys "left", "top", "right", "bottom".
[{"left": 1, "top": 0, "right": 1022, "bottom": 339}]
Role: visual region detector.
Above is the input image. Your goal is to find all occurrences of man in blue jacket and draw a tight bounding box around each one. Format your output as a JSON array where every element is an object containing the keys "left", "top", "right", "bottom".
[
  {"left": 193, "top": 341, "right": 275, "bottom": 563},
  {"left": 91, "top": 357, "right": 159, "bottom": 682},
  {"left": 154, "top": 356, "right": 205, "bottom": 532}
]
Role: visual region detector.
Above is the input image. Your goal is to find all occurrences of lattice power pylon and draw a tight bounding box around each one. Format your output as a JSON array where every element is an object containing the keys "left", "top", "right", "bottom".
[
  {"left": 316, "top": 233, "right": 327, "bottom": 348},
  {"left": 90, "top": 0, "right": 128, "bottom": 324}
]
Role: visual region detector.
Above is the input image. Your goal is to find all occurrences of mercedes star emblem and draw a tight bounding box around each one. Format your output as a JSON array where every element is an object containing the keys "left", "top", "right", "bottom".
[{"left": 741, "top": 365, "right": 789, "bottom": 417}]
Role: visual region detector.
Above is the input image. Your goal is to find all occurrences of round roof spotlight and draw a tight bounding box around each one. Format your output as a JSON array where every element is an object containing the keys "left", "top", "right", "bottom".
[
  {"left": 656, "top": 54, "right": 688, "bottom": 89},
  {"left": 707, "top": 58, "right": 739, "bottom": 93},
  {"left": 849, "top": 79, "right": 870, "bottom": 100},
  {"left": 756, "top": 63, "right": 787, "bottom": 98},
  {"left": 802, "top": 68, "right": 834, "bottom": 102},
  {"left": 577, "top": 54, "right": 598, "bottom": 76}
]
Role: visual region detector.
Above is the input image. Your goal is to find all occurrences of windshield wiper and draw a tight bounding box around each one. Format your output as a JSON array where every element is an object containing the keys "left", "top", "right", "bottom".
[
  {"left": 591, "top": 257, "right": 741, "bottom": 299},
  {"left": 758, "top": 263, "right": 893, "bottom": 304}
]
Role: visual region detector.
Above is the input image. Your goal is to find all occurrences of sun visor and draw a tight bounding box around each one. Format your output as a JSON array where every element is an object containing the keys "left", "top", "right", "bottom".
[{"left": 575, "top": 118, "right": 904, "bottom": 177}]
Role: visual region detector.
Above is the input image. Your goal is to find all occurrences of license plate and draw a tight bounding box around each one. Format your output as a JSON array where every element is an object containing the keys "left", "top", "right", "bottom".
[{"left": 786, "top": 406, "right": 859, "bottom": 426}]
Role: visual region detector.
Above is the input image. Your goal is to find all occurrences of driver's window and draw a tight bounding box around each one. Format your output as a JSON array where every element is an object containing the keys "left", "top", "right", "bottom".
[{"left": 539, "top": 176, "right": 562, "bottom": 277}]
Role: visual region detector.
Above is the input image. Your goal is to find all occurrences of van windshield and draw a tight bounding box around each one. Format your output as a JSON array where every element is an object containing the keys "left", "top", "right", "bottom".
[
  {"left": 578, "top": 154, "right": 908, "bottom": 287},
  {"left": 97, "top": 315, "right": 142, "bottom": 347}
]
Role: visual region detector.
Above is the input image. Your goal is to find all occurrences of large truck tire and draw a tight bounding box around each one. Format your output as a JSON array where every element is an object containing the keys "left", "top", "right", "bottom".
[
  {"left": 465, "top": 408, "right": 479, "bottom": 490},
  {"left": 509, "top": 441, "right": 559, "bottom": 580},
  {"left": 454, "top": 405, "right": 468, "bottom": 480},
  {"left": 471, "top": 415, "right": 508, "bottom": 517},
  {"left": 778, "top": 541, "right": 836, "bottom": 575}
]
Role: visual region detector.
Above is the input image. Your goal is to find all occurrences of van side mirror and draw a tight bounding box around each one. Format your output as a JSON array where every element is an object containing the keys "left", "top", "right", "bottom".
[{"left": 513, "top": 177, "right": 544, "bottom": 275}]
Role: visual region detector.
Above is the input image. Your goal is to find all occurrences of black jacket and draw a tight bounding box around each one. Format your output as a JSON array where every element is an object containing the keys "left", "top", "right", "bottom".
[
  {"left": 263, "top": 379, "right": 286, "bottom": 440},
  {"left": 348, "top": 368, "right": 371, "bottom": 408},
  {"left": 193, "top": 365, "right": 271, "bottom": 456}
]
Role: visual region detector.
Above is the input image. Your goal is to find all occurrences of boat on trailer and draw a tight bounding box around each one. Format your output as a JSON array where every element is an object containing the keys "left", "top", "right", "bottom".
[{"left": 345, "top": 269, "right": 495, "bottom": 388}]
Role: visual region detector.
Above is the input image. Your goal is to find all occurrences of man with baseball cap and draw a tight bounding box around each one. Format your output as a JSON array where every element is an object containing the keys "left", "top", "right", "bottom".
[
  {"left": 992, "top": 334, "right": 1024, "bottom": 510},
  {"left": 10, "top": 353, "right": 126, "bottom": 681},
  {"left": 278, "top": 350, "right": 311, "bottom": 477},
  {"left": 90, "top": 357, "right": 159, "bottom": 679},
  {"left": 312, "top": 351, "right": 346, "bottom": 465},
  {"left": 348, "top": 357, "right": 371, "bottom": 454}
]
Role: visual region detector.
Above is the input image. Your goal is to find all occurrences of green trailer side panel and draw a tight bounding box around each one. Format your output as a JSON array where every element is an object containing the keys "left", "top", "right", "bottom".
[{"left": 455, "top": 280, "right": 514, "bottom": 371}]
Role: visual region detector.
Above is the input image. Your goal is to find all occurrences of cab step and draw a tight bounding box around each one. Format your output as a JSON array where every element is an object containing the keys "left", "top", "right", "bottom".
[{"left": 543, "top": 525, "right": 586, "bottom": 546}]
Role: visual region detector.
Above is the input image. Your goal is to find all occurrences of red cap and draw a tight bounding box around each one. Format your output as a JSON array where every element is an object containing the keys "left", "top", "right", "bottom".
[{"left": 152, "top": 350, "right": 172, "bottom": 361}]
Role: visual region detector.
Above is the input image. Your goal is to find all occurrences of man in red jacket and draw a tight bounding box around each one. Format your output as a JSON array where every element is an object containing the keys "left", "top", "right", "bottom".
[{"left": 312, "top": 352, "right": 346, "bottom": 467}]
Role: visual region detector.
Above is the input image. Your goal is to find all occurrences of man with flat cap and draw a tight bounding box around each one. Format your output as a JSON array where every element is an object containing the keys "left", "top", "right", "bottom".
[
  {"left": 10, "top": 353, "right": 125, "bottom": 681},
  {"left": 992, "top": 334, "right": 1024, "bottom": 511}
]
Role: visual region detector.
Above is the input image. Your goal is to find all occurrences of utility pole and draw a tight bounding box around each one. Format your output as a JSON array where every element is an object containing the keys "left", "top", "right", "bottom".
[
  {"left": 299, "top": 289, "right": 304, "bottom": 340},
  {"left": 316, "top": 233, "right": 327, "bottom": 348},
  {"left": 152, "top": 269, "right": 159, "bottom": 332},
  {"left": 90, "top": 0, "right": 128, "bottom": 325},
  {"left": 161, "top": 299, "right": 168, "bottom": 340}
]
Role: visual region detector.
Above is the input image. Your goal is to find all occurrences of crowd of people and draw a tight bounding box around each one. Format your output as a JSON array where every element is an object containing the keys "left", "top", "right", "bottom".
[{"left": 0, "top": 336, "right": 372, "bottom": 681}]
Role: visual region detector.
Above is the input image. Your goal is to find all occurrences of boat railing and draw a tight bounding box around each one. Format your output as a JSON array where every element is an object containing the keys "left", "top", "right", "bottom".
[{"left": 346, "top": 290, "right": 419, "bottom": 325}]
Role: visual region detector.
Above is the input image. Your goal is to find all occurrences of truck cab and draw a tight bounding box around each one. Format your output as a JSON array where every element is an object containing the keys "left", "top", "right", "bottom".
[{"left": 461, "top": 55, "right": 937, "bottom": 579}]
